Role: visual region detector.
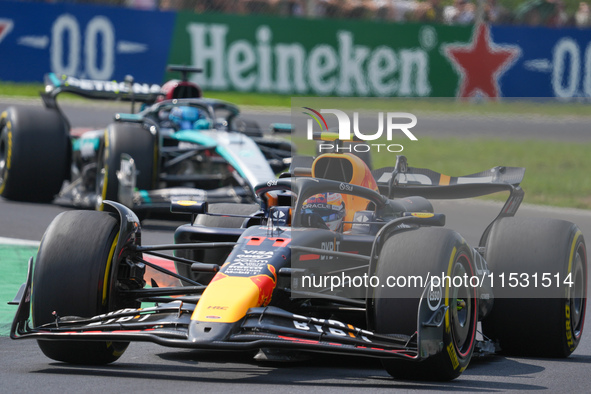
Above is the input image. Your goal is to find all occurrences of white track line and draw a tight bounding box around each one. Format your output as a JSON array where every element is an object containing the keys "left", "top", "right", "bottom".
[{"left": 0, "top": 237, "right": 40, "bottom": 247}]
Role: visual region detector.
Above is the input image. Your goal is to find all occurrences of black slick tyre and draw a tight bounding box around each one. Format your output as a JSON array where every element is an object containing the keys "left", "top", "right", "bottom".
[
  {"left": 0, "top": 106, "right": 68, "bottom": 202},
  {"left": 96, "top": 122, "right": 156, "bottom": 209},
  {"left": 32, "top": 210, "right": 133, "bottom": 364},
  {"left": 370, "top": 227, "right": 478, "bottom": 381},
  {"left": 482, "top": 217, "right": 587, "bottom": 357}
]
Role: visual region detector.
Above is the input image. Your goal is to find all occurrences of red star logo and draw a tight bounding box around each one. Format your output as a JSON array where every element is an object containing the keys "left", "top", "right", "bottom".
[
  {"left": 0, "top": 19, "right": 13, "bottom": 45},
  {"left": 444, "top": 24, "right": 520, "bottom": 99}
]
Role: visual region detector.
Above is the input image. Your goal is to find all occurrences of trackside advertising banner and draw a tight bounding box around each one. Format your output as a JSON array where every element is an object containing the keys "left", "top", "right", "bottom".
[
  {"left": 0, "top": 1, "right": 175, "bottom": 83},
  {"left": 1, "top": 1, "right": 591, "bottom": 98},
  {"left": 167, "top": 13, "right": 471, "bottom": 97}
]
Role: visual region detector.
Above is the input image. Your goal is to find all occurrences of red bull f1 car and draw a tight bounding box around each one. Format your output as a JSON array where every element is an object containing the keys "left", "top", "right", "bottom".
[
  {"left": 0, "top": 66, "right": 293, "bottom": 217},
  {"left": 10, "top": 152, "right": 587, "bottom": 381}
]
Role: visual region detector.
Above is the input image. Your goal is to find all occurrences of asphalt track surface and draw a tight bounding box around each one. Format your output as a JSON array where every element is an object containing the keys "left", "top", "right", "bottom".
[{"left": 1, "top": 99, "right": 591, "bottom": 392}]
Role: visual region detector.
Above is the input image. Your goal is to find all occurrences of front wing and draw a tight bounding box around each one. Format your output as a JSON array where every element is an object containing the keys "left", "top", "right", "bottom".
[{"left": 11, "top": 258, "right": 447, "bottom": 361}]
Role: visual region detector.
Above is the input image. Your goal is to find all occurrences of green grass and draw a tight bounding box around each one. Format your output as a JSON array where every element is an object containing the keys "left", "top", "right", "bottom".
[
  {"left": 203, "top": 90, "right": 292, "bottom": 107},
  {"left": 3, "top": 81, "right": 591, "bottom": 119},
  {"left": 291, "top": 97, "right": 591, "bottom": 118},
  {"left": 0, "top": 82, "right": 46, "bottom": 98},
  {"left": 0, "top": 245, "right": 37, "bottom": 336},
  {"left": 2, "top": 81, "right": 590, "bottom": 209},
  {"left": 292, "top": 136, "right": 591, "bottom": 209},
  {"left": 0, "top": 81, "right": 294, "bottom": 107}
]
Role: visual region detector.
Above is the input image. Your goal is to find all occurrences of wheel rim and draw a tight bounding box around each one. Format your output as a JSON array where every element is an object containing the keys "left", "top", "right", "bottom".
[
  {"left": 570, "top": 245, "right": 586, "bottom": 338},
  {"left": 95, "top": 137, "right": 109, "bottom": 211},
  {"left": 450, "top": 258, "right": 474, "bottom": 355},
  {"left": 96, "top": 165, "right": 106, "bottom": 210}
]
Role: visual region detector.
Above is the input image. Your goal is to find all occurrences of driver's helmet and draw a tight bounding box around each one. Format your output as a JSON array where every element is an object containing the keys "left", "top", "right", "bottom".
[
  {"left": 302, "top": 192, "right": 346, "bottom": 231},
  {"left": 158, "top": 80, "right": 202, "bottom": 101},
  {"left": 169, "top": 106, "right": 210, "bottom": 130}
]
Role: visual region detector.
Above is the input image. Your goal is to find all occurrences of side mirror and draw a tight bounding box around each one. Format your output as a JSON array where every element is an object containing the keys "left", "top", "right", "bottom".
[
  {"left": 170, "top": 200, "right": 208, "bottom": 215},
  {"left": 402, "top": 212, "right": 446, "bottom": 227},
  {"left": 271, "top": 123, "right": 293, "bottom": 134},
  {"left": 115, "top": 113, "right": 143, "bottom": 123}
]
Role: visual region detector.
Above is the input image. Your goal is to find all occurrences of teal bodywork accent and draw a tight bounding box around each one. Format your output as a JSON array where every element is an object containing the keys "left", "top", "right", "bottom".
[
  {"left": 139, "top": 189, "right": 151, "bottom": 203},
  {"left": 116, "top": 113, "right": 143, "bottom": 122},
  {"left": 270, "top": 123, "right": 293, "bottom": 134},
  {"left": 172, "top": 130, "right": 247, "bottom": 180},
  {"left": 173, "top": 130, "right": 217, "bottom": 147},
  {"left": 48, "top": 73, "right": 61, "bottom": 87},
  {"left": 72, "top": 137, "right": 100, "bottom": 152}
]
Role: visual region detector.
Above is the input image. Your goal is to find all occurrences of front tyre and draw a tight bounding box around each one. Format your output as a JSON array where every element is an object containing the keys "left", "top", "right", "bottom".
[
  {"left": 32, "top": 210, "right": 134, "bottom": 364},
  {"left": 370, "top": 227, "right": 478, "bottom": 381}
]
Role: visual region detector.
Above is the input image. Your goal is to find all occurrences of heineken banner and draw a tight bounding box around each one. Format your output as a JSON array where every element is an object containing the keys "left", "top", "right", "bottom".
[
  {"left": 1, "top": 1, "right": 591, "bottom": 98},
  {"left": 167, "top": 13, "right": 471, "bottom": 97}
]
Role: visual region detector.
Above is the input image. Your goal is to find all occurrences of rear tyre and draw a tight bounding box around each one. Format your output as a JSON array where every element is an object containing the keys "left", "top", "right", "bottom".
[
  {"left": 371, "top": 228, "right": 478, "bottom": 381},
  {"left": 0, "top": 106, "right": 68, "bottom": 202},
  {"left": 96, "top": 122, "right": 156, "bottom": 209},
  {"left": 482, "top": 217, "right": 587, "bottom": 357},
  {"left": 175, "top": 203, "right": 260, "bottom": 285},
  {"left": 32, "top": 210, "right": 134, "bottom": 364}
]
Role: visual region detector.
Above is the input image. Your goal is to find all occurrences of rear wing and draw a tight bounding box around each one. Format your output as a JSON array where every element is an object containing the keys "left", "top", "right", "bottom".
[
  {"left": 373, "top": 156, "right": 525, "bottom": 199},
  {"left": 41, "top": 73, "right": 162, "bottom": 109},
  {"left": 373, "top": 156, "right": 525, "bottom": 247}
]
